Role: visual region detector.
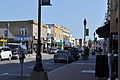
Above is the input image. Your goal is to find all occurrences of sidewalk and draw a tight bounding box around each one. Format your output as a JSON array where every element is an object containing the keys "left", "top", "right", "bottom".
[{"left": 48, "top": 55, "right": 97, "bottom": 80}]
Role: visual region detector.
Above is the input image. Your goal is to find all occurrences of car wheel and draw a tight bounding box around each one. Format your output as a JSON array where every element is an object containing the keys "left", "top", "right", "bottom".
[
  {"left": 0, "top": 56, "right": 2, "bottom": 61},
  {"left": 8, "top": 55, "right": 12, "bottom": 60},
  {"left": 54, "top": 60, "right": 57, "bottom": 63}
]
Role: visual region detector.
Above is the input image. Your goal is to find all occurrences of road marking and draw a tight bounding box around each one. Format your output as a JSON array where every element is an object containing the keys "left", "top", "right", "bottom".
[
  {"left": 1, "top": 73, "right": 29, "bottom": 77},
  {"left": 72, "top": 63, "right": 95, "bottom": 65},
  {"left": 1, "top": 73, "right": 8, "bottom": 76},
  {"left": 28, "top": 66, "right": 33, "bottom": 69},
  {"left": 81, "top": 70, "right": 95, "bottom": 73},
  {"left": 7, "top": 74, "right": 29, "bottom": 77}
]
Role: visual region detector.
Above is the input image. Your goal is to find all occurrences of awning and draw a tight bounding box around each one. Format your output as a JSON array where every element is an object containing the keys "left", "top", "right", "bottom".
[
  {"left": 96, "top": 21, "right": 110, "bottom": 38},
  {"left": 64, "top": 42, "right": 72, "bottom": 45},
  {"left": 54, "top": 42, "right": 64, "bottom": 45}
]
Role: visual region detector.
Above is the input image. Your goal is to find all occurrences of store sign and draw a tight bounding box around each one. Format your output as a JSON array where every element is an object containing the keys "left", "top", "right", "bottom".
[
  {"left": 0, "top": 39, "right": 7, "bottom": 42},
  {"left": 42, "top": 0, "right": 51, "bottom": 5},
  {"left": 14, "top": 36, "right": 32, "bottom": 41}
]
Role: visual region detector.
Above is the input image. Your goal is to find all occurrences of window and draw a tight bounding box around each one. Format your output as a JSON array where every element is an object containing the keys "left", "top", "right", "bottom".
[{"left": 20, "top": 28, "right": 28, "bottom": 36}]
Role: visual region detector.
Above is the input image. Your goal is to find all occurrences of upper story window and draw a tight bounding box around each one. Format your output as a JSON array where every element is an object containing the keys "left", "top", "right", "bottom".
[{"left": 20, "top": 28, "right": 28, "bottom": 36}]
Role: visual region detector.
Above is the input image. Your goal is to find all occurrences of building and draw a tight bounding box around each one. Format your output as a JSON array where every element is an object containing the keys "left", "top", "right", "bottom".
[
  {"left": 0, "top": 20, "right": 48, "bottom": 53},
  {"left": 96, "top": 0, "right": 120, "bottom": 79}
]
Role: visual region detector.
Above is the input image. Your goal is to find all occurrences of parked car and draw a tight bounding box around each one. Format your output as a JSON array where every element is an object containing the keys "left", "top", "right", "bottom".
[
  {"left": 64, "top": 47, "right": 80, "bottom": 61},
  {"left": 54, "top": 50, "right": 73, "bottom": 63},
  {"left": 5, "top": 43, "right": 28, "bottom": 59},
  {"left": 0, "top": 46, "right": 12, "bottom": 61}
]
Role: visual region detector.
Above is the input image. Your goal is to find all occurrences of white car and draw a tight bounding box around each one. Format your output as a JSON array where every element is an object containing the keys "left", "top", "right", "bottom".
[{"left": 0, "top": 46, "right": 12, "bottom": 61}]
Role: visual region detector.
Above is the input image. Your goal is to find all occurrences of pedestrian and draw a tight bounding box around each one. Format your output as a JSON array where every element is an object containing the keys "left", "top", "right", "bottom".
[
  {"left": 99, "top": 47, "right": 103, "bottom": 52},
  {"left": 83, "top": 46, "right": 90, "bottom": 60}
]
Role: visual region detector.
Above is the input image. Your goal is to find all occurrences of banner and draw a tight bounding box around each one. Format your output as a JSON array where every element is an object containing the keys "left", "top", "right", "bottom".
[{"left": 42, "top": 0, "right": 51, "bottom": 5}]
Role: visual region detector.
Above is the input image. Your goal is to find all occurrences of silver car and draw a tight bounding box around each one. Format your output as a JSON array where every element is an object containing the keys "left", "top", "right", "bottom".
[{"left": 54, "top": 50, "right": 73, "bottom": 63}]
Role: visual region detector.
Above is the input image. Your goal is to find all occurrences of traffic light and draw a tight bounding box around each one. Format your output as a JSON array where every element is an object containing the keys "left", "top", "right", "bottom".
[{"left": 86, "top": 29, "right": 89, "bottom": 36}]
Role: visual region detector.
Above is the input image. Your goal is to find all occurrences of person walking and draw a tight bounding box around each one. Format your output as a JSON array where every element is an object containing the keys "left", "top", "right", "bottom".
[{"left": 83, "top": 46, "right": 90, "bottom": 60}]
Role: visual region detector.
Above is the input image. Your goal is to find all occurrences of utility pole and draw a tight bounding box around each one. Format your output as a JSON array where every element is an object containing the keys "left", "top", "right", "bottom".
[{"left": 118, "top": 0, "right": 120, "bottom": 79}]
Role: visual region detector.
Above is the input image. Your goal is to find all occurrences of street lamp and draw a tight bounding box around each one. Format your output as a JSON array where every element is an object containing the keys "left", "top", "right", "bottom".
[
  {"left": 33, "top": 0, "right": 44, "bottom": 72},
  {"left": 30, "top": 0, "right": 51, "bottom": 80},
  {"left": 83, "top": 18, "right": 87, "bottom": 47}
]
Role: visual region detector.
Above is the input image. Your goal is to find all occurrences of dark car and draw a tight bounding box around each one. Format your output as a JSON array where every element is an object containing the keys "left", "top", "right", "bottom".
[
  {"left": 5, "top": 43, "right": 28, "bottom": 59},
  {"left": 64, "top": 47, "right": 80, "bottom": 61}
]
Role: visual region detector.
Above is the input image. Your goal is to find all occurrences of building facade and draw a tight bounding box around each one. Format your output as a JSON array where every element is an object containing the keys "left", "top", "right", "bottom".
[{"left": 0, "top": 20, "right": 48, "bottom": 53}]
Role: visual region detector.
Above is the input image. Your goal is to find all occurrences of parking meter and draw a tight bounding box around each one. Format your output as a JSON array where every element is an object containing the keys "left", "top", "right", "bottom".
[{"left": 19, "top": 51, "right": 25, "bottom": 80}]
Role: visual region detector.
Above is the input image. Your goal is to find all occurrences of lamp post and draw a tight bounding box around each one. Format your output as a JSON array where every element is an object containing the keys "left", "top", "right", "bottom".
[
  {"left": 83, "top": 19, "right": 87, "bottom": 47},
  {"left": 118, "top": 0, "right": 120, "bottom": 79},
  {"left": 33, "top": 0, "right": 44, "bottom": 72}
]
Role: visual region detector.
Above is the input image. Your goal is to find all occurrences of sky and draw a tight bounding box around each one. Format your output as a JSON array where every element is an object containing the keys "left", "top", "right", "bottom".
[{"left": 0, "top": 0, "right": 107, "bottom": 40}]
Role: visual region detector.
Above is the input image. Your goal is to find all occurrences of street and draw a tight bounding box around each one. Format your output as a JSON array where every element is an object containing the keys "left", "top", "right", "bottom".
[{"left": 0, "top": 53, "right": 67, "bottom": 80}]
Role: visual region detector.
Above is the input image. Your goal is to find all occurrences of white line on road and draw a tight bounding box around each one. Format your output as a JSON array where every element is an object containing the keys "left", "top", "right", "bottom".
[
  {"left": 81, "top": 70, "right": 95, "bottom": 73},
  {"left": 1, "top": 73, "right": 8, "bottom": 76},
  {"left": 72, "top": 63, "right": 95, "bottom": 65},
  {"left": 28, "top": 66, "right": 33, "bottom": 69},
  {"left": 0, "top": 73, "right": 29, "bottom": 77}
]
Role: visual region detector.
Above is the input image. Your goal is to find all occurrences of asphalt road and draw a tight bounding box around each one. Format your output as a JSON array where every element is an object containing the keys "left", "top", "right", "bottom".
[{"left": 0, "top": 54, "right": 67, "bottom": 80}]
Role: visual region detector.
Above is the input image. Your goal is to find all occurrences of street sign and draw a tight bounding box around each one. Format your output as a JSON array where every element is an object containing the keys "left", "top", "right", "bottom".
[{"left": 42, "top": 0, "right": 51, "bottom": 5}]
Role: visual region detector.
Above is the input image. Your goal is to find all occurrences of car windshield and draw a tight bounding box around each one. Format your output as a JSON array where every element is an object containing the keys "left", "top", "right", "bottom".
[
  {"left": 57, "top": 50, "right": 68, "bottom": 53},
  {"left": 20, "top": 45, "right": 27, "bottom": 50}
]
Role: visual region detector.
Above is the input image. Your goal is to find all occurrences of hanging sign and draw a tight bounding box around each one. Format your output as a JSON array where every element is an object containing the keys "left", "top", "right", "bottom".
[{"left": 42, "top": 0, "right": 51, "bottom": 5}]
